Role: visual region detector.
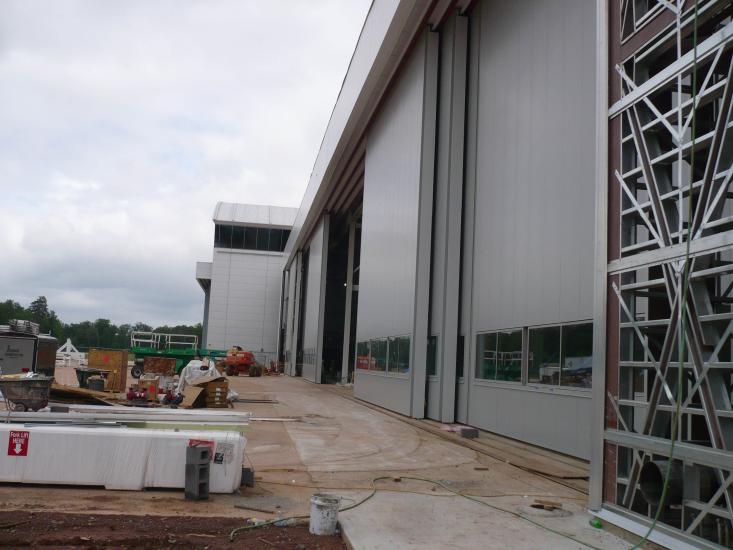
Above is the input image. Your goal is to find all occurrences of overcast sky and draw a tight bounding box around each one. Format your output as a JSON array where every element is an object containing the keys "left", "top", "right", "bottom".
[{"left": 0, "top": 0, "right": 371, "bottom": 326}]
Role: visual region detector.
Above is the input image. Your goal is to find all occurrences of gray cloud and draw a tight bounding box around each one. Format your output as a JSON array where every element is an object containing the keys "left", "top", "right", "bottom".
[{"left": 0, "top": 0, "right": 371, "bottom": 326}]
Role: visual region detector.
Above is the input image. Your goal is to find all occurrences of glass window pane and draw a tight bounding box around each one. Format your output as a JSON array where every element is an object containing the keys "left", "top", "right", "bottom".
[
  {"left": 496, "top": 330, "right": 522, "bottom": 382},
  {"left": 214, "top": 224, "right": 221, "bottom": 247},
  {"left": 244, "top": 227, "right": 257, "bottom": 249},
  {"left": 356, "top": 341, "right": 370, "bottom": 370},
  {"left": 256, "top": 228, "right": 270, "bottom": 250},
  {"left": 427, "top": 336, "right": 437, "bottom": 376},
  {"left": 370, "top": 338, "right": 387, "bottom": 371},
  {"left": 384, "top": 336, "right": 410, "bottom": 374},
  {"left": 528, "top": 326, "right": 560, "bottom": 385},
  {"left": 398, "top": 336, "right": 409, "bottom": 374},
  {"left": 232, "top": 226, "right": 244, "bottom": 249},
  {"left": 561, "top": 323, "right": 593, "bottom": 388},
  {"left": 281, "top": 230, "right": 291, "bottom": 251},
  {"left": 476, "top": 333, "right": 497, "bottom": 380},
  {"left": 267, "top": 229, "right": 282, "bottom": 252},
  {"left": 216, "top": 225, "right": 232, "bottom": 248}
]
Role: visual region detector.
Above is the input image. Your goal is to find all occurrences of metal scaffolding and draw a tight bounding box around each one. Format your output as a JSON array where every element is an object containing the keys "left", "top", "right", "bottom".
[{"left": 604, "top": 0, "right": 733, "bottom": 547}]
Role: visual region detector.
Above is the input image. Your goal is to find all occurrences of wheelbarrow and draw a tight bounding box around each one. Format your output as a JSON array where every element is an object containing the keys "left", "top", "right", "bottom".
[{"left": 0, "top": 375, "right": 54, "bottom": 412}]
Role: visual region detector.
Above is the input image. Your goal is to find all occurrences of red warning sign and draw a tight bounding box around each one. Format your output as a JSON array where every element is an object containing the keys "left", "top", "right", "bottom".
[{"left": 7, "top": 431, "right": 29, "bottom": 457}]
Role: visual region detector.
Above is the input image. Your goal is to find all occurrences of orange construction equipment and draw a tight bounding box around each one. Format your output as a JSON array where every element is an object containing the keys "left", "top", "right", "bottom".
[{"left": 219, "top": 347, "right": 263, "bottom": 377}]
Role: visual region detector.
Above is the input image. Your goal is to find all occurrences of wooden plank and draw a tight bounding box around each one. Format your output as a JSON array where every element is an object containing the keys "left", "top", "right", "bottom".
[
  {"left": 88, "top": 348, "right": 128, "bottom": 392},
  {"left": 49, "top": 383, "right": 119, "bottom": 406}
]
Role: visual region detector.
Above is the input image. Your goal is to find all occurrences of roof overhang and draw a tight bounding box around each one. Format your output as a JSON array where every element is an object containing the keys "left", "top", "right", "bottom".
[
  {"left": 195, "top": 261, "right": 212, "bottom": 291},
  {"left": 282, "top": 0, "right": 473, "bottom": 269},
  {"left": 213, "top": 202, "right": 298, "bottom": 229}
]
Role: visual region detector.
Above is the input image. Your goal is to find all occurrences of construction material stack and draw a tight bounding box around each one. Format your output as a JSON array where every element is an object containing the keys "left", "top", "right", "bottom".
[{"left": 202, "top": 379, "right": 228, "bottom": 408}]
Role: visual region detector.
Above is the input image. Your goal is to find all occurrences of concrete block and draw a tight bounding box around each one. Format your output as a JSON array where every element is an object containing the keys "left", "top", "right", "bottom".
[
  {"left": 185, "top": 445, "right": 210, "bottom": 500},
  {"left": 241, "top": 467, "right": 255, "bottom": 488},
  {"left": 459, "top": 427, "right": 479, "bottom": 439}
]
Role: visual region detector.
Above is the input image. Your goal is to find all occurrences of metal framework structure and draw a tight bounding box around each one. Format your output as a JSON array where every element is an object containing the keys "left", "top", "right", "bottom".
[
  {"left": 603, "top": 0, "right": 733, "bottom": 546},
  {"left": 130, "top": 331, "right": 198, "bottom": 350}
]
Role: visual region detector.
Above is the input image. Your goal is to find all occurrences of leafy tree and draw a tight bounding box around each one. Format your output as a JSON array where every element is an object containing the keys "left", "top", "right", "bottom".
[
  {"left": 29, "top": 296, "right": 49, "bottom": 323},
  {"left": 0, "top": 300, "right": 30, "bottom": 325},
  {"left": 2, "top": 296, "right": 203, "bottom": 351}
]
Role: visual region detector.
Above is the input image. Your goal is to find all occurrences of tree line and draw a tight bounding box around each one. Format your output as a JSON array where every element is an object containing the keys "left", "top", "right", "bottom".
[{"left": 0, "top": 296, "right": 203, "bottom": 351}]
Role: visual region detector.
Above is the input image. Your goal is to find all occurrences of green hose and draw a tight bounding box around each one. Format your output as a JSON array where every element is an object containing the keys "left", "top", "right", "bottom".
[{"left": 631, "top": 2, "right": 699, "bottom": 548}]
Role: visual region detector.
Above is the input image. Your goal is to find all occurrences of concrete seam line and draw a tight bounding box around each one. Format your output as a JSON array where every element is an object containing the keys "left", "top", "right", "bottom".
[{"left": 320, "top": 385, "right": 588, "bottom": 495}]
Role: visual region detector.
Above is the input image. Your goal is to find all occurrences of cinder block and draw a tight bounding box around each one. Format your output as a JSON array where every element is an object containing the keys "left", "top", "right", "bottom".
[
  {"left": 241, "top": 467, "right": 255, "bottom": 488},
  {"left": 185, "top": 445, "right": 210, "bottom": 500},
  {"left": 459, "top": 427, "right": 479, "bottom": 439},
  {"left": 186, "top": 445, "right": 210, "bottom": 465}
]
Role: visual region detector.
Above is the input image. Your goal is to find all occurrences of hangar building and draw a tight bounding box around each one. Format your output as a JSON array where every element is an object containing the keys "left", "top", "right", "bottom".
[
  {"left": 274, "top": 1, "right": 733, "bottom": 548},
  {"left": 196, "top": 202, "right": 297, "bottom": 361}
]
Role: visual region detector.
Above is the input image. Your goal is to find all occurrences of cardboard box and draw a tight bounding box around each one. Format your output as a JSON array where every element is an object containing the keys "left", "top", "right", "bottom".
[
  {"left": 187, "top": 377, "right": 229, "bottom": 408},
  {"left": 88, "top": 348, "right": 128, "bottom": 392}
]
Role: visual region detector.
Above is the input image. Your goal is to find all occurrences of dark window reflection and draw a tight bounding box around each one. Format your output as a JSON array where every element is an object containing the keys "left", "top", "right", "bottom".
[
  {"left": 232, "top": 226, "right": 244, "bottom": 249},
  {"left": 213, "top": 224, "right": 290, "bottom": 252},
  {"left": 561, "top": 323, "right": 593, "bottom": 388},
  {"left": 370, "top": 338, "right": 387, "bottom": 371},
  {"left": 244, "top": 227, "right": 257, "bottom": 249},
  {"left": 476, "top": 332, "right": 497, "bottom": 380},
  {"left": 528, "top": 326, "right": 561, "bottom": 384},
  {"left": 496, "top": 330, "right": 522, "bottom": 382},
  {"left": 389, "top": 335, "right": 410, "bottom": 374}
]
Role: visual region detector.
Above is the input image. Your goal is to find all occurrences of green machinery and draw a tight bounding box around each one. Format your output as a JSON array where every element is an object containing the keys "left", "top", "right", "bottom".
[{"left": 129, "top": 331, "right": 226, "bottom": 378}]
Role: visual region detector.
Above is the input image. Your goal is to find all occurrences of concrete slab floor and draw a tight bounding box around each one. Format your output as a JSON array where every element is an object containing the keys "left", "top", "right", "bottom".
[{"left": 1, "top": 373, "right": 645, "bottom": 548}]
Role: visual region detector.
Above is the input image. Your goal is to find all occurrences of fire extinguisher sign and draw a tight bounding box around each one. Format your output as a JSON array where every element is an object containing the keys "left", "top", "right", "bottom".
[{"left": 7, "top": 431, "right": 29, "bottom": 457}]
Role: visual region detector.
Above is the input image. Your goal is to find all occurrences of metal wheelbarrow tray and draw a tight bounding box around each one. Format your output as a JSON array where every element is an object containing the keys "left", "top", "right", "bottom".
[{"left": 0, "top": 376, "right": 54, "bottom": 411}]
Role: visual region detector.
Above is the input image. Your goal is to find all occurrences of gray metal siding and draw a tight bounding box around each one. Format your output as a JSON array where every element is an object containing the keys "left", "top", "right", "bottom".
[
  {"left": 355, "top": 37, "right": 425, "bottom": 342},
  {"left": 353, "top": 33, "right": 428, "bottom": 417},
  {"left": 206, "top": 249, "right": 285, "bottom": 353},
  {"left": 469, "top": 385, "right": 592, "bottom": 458},
  {"left": 288, "top": 252, "right": 302, "bottom": 376},
  {"left": 472, "top": 0, "right": 595, "bottom": 332},
  {"left": 465, "top": 0, "right": 596, "bottom": 459},
  {"left": 301, "top": 218, "right": 328, "bottom": 383}
]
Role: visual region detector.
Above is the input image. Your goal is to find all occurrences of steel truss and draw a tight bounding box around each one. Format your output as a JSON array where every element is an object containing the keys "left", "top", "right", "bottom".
[{"left": 606, "top": 0, "right": 733, "bottom": 547}]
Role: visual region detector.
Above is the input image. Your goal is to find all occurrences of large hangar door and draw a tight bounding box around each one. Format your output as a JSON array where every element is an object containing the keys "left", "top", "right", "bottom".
[
  {"left": 300, "top": 218, "right": 328, "bottom": 383},
  {"left": 353, "top": 30, "right": 438, "bottom": 417}
]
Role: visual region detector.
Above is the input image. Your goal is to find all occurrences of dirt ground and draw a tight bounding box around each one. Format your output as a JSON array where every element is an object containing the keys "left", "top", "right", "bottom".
[
  {"left": 0, "top": 511, "right": 346, "bottom": 549},
  {"left": 0, "top": 370, "right": 640, "bottom": 549}
]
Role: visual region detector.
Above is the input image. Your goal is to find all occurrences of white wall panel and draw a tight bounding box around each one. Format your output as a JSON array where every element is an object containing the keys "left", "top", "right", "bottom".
[
  {"left": 301, "top": 218, "right": 328, "bottom": 383},
  {"left": 206, "top": 250, "right": 285, "bottom": 353}
]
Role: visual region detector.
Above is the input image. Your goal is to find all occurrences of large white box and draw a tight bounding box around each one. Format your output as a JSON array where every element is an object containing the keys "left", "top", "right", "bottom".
[{"left": 0, "top": 424, "right": 245, "bottom": 492}]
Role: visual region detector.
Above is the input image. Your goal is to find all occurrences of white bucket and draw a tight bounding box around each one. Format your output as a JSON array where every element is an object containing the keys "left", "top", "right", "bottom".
[{"left": 309, "top": 493, "right": 341, "bottom": 535}]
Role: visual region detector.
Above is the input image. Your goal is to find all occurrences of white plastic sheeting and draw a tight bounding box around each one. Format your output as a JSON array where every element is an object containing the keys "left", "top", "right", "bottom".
[
  {"left": 176, "top": 360, "right": 218, "bottom": 394},
  {"left": 176, "top": 360, "right": 238, "bottom": 402},
  {"left": 0, "top": 423, "right": 245, "bottom": 492}
]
